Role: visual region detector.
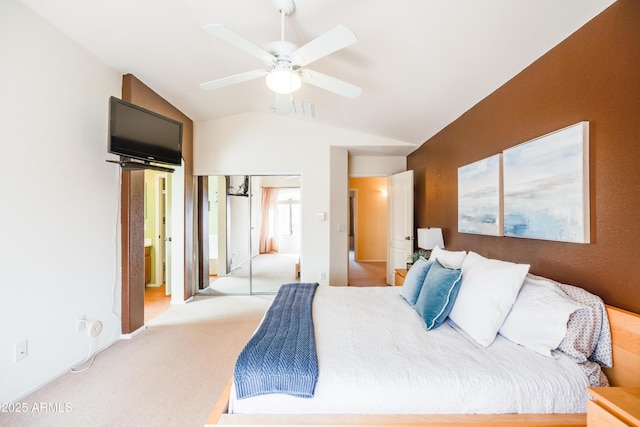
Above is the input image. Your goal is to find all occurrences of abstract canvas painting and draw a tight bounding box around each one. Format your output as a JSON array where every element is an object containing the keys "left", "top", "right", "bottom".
[
  {"left": 502, "top": 122, "right": 590, "bottom": 243},
  {"left": 458, "top": 154, "right": 503, "bottom": 236}
]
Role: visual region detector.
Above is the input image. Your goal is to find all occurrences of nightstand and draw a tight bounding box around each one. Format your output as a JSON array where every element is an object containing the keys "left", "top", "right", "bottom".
[
  {"left": 587, "top": 387, "right": 640, "bottom": 426},
  {"left": 394, "top": 268, "right": 408, "bottom": 286}
]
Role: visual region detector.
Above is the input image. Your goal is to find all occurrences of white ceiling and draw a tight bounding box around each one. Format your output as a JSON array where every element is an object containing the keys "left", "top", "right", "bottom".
[{"left": 21, "top": 0, "right": 615, "bottom": 155}]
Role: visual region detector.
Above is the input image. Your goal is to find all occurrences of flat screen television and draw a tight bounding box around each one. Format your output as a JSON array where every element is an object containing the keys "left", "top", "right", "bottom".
[{"left": 108, "top": 96, "right": 183, "bottom": 166}]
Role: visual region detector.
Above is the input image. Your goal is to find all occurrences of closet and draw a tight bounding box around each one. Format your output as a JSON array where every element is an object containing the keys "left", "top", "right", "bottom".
[{"left": 201, "top": 175, "right": 301, "bottom": 295}]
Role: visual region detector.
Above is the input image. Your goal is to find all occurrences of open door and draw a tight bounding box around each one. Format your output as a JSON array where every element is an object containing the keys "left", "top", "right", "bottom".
[
  {"left": 155, "top": 175, "right": 167, "bottom": 292},
  {"left": 387, "top": 170, "right": 414, "bottom": 285},
  {"left": 167, "top": 160, "right": 185, "bottom": 302}
]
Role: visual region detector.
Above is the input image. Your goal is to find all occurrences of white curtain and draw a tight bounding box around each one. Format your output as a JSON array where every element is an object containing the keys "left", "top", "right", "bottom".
[{"left": 259, "top": 187, "right": 279, "bottom": 253}]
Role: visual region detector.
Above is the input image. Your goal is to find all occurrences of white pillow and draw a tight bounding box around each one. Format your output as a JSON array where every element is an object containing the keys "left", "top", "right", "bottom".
[
  {"left": 428, "top": 245, "right": 467, "bottom": 269},
  {"left": 499, "top": 276, "right": 585, "bottom": 357},
  {"left": 448, "top": 252, "right": 529, "bottom": 347},
  {"left": 459, "top": 250, "right": 485, "bottom": 270}
]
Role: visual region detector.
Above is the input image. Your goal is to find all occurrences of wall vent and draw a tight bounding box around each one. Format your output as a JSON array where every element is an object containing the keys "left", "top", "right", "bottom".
[{"left": 292, "top": 100, "right": 315, "bottom": 119}]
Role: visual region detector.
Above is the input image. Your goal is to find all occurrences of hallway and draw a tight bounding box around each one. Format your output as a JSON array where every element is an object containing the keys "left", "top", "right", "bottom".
[
  {"left": 348, "top": 251, "right": 387, "bottom": 287},
  {"left": 144, "top": 284, "right": 171, "bottom": 323}
]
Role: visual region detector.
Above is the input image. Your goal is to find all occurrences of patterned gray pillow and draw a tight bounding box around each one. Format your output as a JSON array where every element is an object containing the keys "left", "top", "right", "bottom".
[{"left": 525, "top": 274, "right": 613, "bottom": 386}]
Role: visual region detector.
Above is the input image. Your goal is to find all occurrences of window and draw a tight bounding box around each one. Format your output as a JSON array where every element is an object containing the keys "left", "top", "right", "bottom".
[{"left": 278, "top": 188, "right": 300, "bottom": 237}]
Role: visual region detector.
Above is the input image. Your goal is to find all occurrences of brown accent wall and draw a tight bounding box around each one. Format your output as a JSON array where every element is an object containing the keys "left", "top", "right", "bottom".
[
  {"left": 408, "top": 0, "right": 640, "bottom": 313},
  {"left": 120, "top": 169, "right": 145, "bottom": 332},
  {"left": 120, "top": 74, "right": 195, "bottom": 333}
]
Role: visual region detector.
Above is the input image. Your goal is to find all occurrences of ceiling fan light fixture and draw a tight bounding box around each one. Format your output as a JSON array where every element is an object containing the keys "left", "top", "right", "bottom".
[{"left": 266, "top": 69, "right": 301, "bottom": 94}]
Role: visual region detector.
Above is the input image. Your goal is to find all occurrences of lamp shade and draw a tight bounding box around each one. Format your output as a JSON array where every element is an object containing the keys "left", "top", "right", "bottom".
[
  {"left": 417, "top": 227, "right": 444, "bottom": 250},
  {"left": 266, "top": 69, "right": 301, "bottom": 94}
]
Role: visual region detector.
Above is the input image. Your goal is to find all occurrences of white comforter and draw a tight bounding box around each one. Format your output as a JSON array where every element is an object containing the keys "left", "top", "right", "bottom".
[{"left": 229, "top": 286, "right": 590, "bottom": 414}]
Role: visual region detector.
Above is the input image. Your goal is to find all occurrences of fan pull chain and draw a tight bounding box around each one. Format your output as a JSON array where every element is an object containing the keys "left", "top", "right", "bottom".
[{"left": 279, "top": 8, "right": 286, "bottom": 41}]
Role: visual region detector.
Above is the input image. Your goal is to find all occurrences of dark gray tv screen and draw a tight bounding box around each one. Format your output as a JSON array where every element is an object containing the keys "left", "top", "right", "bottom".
[{"left": 108, "top": 96, "right": 183, "bottom": 166}]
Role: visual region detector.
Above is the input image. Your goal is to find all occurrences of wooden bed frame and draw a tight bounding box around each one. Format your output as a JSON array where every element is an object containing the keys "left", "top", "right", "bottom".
[{"left": 205, "top": 305, "right": 640, "bottom": 426}]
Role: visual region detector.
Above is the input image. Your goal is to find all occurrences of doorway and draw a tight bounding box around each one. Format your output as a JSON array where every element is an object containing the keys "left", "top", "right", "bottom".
[
  {"left": 200, "top": 175, "right": 302, "bottom": 295},
  {"left": 143, "top": 170, "right": 172, "bottom": 322},
  {"left": 348, "top": 177, "right": 388, "bottom": 286}
]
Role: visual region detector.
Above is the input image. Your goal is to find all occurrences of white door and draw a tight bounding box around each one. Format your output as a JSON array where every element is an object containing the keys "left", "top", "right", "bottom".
[
  {"left": 167, "top": 160, "right": 185, "bottom": 303},
  {"left": 155, "top": 175, "right": 167, "bottom": 290},
  {"left": 165, "top": 173, "right": 173, "bottom": 296},
  {"left": 387, "top": 170, "right": 414, "bottom": 285}
]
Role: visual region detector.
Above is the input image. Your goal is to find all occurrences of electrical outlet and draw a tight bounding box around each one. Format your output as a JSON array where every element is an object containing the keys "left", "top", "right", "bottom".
[
  {"left": 320, "top": 272, "right": 326, "bottom": 280},
  {"left": 76, "top": 316, "right": 86, "bottom": 332},
  {"left": 14, "top": 340, "right": 28, "bottom": 362}
]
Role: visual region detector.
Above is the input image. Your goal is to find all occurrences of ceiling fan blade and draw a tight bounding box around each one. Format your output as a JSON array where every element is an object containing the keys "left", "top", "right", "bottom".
[
  {"left": 200, "top": 69, "right": 268, "bottom": 91},
  {"left": 274, "top": 94, "right": 293, "bottom": 115},
  {"left": 204, "top": 24, "right": 276, "bottom": 65},
  {"left": 291, "top": 25, "right": 357, "bottom": 67},
  {"left": 301, "top": 69, "right": 362, "bottom": 99}
]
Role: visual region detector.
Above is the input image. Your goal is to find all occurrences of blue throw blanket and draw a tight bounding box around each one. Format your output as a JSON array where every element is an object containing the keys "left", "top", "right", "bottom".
[{"left": 234, "top": 282, "right": 319, "bottom": 399}]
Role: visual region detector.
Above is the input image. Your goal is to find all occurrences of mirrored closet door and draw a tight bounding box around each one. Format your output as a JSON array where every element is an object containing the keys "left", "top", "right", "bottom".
[{"left": 201, "top": 175, "right": 301, "bottom": 295}]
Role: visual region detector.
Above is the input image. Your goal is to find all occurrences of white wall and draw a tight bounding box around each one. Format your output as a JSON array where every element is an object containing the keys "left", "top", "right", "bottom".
[
  {"left": 330, "top": 147, "right": 349, "bottom": 286},
  {"left": 0, "top": 0, "right": 122, "bottom": 402},
  {"left": 194, "top": 113, "right": 411, "bottom": 286},
  {"left": 349, "top": 155, "right": 407, "bottom": 177}
]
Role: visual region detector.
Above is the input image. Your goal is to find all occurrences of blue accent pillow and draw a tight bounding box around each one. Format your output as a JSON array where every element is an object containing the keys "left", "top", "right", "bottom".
[
  {"left": 400, "top": 257, "right": 433, "bottom": 305},
  {"left": 414, "top": 259, "right": 463, "bottom": 330}
]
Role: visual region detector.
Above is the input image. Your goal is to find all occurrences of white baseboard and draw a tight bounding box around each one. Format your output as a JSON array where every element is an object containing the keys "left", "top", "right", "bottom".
[
  {"left": 9, "top": 340, "right": 118, "bottom": 403},
  {"left": 120, "top": 325, "right": 146, "bottom": 339},
  {"left": 171, "top": 296, "right": 193, "bottom": 305}
]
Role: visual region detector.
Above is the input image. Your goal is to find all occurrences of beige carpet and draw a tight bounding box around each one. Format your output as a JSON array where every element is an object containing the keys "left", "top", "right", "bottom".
[
  {"left": 348, "top": 251, "right": 387, "bottom": 287},
  {"left": 203, "top": 252, "right": 387, "bottom": 292},
  {"left": 204, "top": 253, "right": 299, "bottom": 295},
  {"left": 1, "top": 294, "right": 273, "bottom": 427}
]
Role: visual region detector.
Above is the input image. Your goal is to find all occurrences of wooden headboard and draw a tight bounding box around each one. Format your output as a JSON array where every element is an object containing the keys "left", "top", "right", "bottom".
[{"left": 603, "top": 305, "right": 640, "bottom": 387}]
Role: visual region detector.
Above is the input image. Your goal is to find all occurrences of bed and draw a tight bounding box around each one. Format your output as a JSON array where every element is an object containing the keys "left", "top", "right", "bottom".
[{"left": 206, "top": 249, "right": 640, "bottom": 426}]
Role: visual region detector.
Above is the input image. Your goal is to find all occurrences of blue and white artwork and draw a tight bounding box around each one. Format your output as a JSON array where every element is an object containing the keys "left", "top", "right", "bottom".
[
  {"left": 458, "top": 154, "right": 503, "bottom": 236},
  {"left": 503, "top": 122, "right": 590, "bottom": 243}
]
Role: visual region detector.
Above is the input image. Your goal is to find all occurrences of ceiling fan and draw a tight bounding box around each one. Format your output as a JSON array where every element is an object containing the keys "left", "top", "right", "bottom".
[{"left": 200, "top": 0, "right": 362, "bottom": 115}]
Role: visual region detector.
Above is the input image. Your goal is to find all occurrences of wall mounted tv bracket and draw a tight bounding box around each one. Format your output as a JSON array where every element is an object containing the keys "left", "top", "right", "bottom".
[{"left": 106, "top": 157, "right": 175, "bottom": 173}]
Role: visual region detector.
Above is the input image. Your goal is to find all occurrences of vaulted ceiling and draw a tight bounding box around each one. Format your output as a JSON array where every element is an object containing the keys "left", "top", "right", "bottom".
[{"left": 21, "top": 0, "right": 615, "bottom": 155}]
